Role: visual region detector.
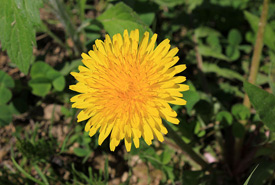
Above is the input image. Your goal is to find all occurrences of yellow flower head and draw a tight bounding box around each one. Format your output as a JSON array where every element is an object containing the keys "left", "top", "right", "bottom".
[{"left": 70, "top": 29, "right": 189, "bottom": 152}]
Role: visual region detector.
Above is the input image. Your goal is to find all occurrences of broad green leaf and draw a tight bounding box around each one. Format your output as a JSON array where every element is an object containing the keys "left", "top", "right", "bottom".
[
  {"left": 30, "top": 61, "right": 52, "bottom": 78},
  {"left": 198, "top": 45, "right": 230, "bottom": 61},
  {"left": 203, "top": 63, "right": 244, "bottom": 81},
  {"left": 73, "top": 147, "right": 90, "bottom": 157},
  {"left": 228, "top": 29, "right": 242, "bottom": 46},
  {"left": 244, "top": 82, "right": 275, "bottom": 131},
  {"left": 160, "top": 148, "right": 172, "bottom": 165},
  {"left": 0, "top": 71, "right": 14, "bottom": 105},
  {"left": 29, "top": 62, "right": 65, "bottom": 96},
  {"left": 24, "top": 0, "right": 43, "bottom": 26},
  {"left": 216, "top": 111, "right": 233, "bottom": 125},
  {"left": 0, "top": 87, "right": 12, "bottom": 105},
  {"left": 231, "top": 104, "right": 250, "bottom": 120},
  {"left": 0, "top": 70, "right": 15, "bottom": 88},
  {"left": 28, "top": 78, "right": 52, "bottom": 97},
  {"left": 0, "top": 0, "right": 43, "bottom": 74},
  {"left": 97, "top": 2, "right": 152, "bottom": 38},
  {"left": 52, "top": 76, "right": 65, "bottom": 92},
  {"left": 0, "top": 105, "right": 12, "bottom": 126},
  {"left": 244, "top": 11, "right": 275, "bottom": 51}
]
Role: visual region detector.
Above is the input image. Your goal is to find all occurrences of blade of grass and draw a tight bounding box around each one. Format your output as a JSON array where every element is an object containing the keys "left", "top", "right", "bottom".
[
  {"left": 34, "top": 164, "right": 50, "bottom": 185},
  {"left": 11, "top": 155, "right": 45, "bottom": 185}
]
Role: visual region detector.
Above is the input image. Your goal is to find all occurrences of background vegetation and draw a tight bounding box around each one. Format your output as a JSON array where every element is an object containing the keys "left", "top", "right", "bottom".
[{"left": 0, "top": 0, "right": 275, "bottom": 184}]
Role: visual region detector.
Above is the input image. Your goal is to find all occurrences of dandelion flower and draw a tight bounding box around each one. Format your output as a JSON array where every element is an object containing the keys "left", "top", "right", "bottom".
[{"left": 70, "top": 29, "right": 189, "bottom": 152}]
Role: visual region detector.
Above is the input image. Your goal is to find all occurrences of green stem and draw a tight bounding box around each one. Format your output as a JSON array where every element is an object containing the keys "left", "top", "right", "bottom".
[
  {"left": 243, "top": 0, "right": 269, "bottom": 108},
  {"left": 163, "top": 121, "right": 208, "bottom": 169}
]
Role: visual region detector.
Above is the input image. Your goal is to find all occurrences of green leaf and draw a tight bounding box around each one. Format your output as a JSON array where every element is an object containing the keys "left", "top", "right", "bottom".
[
  {"left": 52, "top": 76, "right": 65, "bottom": 91},
  {"left": 216, "top": 111, "right": 233, "bottom": 125},
  {"left": 219, "top": 82, "right": 244, "bottom": 98},
  {"left": 160, "top": 148, "right": 172, "bottom": 165},
  {"left": 29, "top": 62, "right": 65, "bottom": 96},
  {"left": 244, "top": 82, "right": 275, "bottom": 131},
  {"left": 97, "top": 2, "right": 152, "bottom": 38},
  {"left": 203, "top": 63, "right": 244, "bottom": 81},
  {"left": 243, "top": 165, "right": 258, "bottom": 185},
  {"left": 0, "top": 105, "right": 13, "bottom": 126},
  {"left": 244, "top": 11, "right": 275, "bottom": 51},
  {"left": 30, "top": 61, "right": 52, "bottom": 78},
  {"left": 195, "top": 27, "right": 221, "bottom": 38},
  {"left": 232, "top": 121, "right": 245, "bottom": 138},
  {"left": 28, "top": 77, "right": 52, "bottom": 97},
  {"left": 206, "top": 35, "right": 222, "bottom": 53},
  {"left": 226, "top": 45, "right": 240, "bottom": 61},
  {"left": 231, "top": 104, "right": 250, "bottom": 120},
  {"left": 182, "top": 81, "right": 200, "bottom": 115},
  {"left": 0, "top": 70, "right": 15, "bottom": 88},
  {"left": 198, "top": 45, "right": 230, "bottom": 61},
  {"left": 245, "top": 162, "right": 275, "bottom": 185},
  {"left": 0, "top": 70, "right": 14, "bottom": 105},
  {"left": 73, "top": 147, "right": 90, "bottom": 157},
  {"left": 0, "top": 0, "right": 42, "bottom": 74},
  {"left": 228, "top": 29, "right": 242, "bottom": 46},
  {"left": 0, "top": 86, "right": 12, "bottom": 105}
]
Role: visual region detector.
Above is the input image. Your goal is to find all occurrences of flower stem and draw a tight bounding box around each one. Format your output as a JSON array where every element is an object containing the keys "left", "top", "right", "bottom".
[
  {"left": 163, "top": 121, "right": 208, "bottom": 169},
  {"left": 243, "top": 0, "right": 269, "bottom": 108}
]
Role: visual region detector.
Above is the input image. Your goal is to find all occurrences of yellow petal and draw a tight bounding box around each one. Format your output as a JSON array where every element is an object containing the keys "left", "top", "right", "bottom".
[{"left": 78, "top": 111, "right": 90, "bottom": 122}]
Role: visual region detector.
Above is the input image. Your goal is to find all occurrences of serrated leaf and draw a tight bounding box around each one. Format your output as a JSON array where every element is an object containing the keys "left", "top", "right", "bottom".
[
  {"left": 97, "top": 2, "right": 152, "bottom": 38},
  {"left": 244, "top": 11, "right": 275, "bottom": 51},
  {"left": 0, "top": 0, "right": 43, "bottom": 74},
  {"left": 203, "top": 63, "right": 244, "bottom": 81},
  {"left": 244, "top": 82, "right": 275, "bottom": 131}
]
